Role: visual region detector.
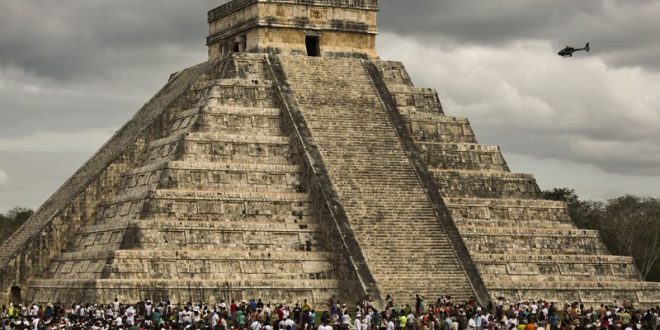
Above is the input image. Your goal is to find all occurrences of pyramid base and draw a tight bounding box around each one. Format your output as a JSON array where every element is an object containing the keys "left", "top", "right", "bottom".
[{"left": 27, "top": 279, "right": 339, "bottom": 306}]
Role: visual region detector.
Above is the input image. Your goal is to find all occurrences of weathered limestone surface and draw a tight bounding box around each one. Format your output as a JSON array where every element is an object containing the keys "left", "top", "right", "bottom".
[
  {"left": 0, "top": 62, "right": 213, "bottom": 305},
  {"left": 275, "top": 55, "right": 480, "bottom": 304},
  {"left": 207, "top": 0, "right": 378, "bottom": 59},
  {"left": 3, "top": 55, "right": 372, "bottom": 307},
  {"left": 372, "top": 60, "right": 660, "bottom": 307},
  {"left": 2, "top": 0, "right": 659, "bottom": 308}
]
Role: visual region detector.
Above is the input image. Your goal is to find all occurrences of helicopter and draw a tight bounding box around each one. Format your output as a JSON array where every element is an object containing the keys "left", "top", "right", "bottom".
[{"left": 558, "top": 43, "right": 590, "bottom": 57}]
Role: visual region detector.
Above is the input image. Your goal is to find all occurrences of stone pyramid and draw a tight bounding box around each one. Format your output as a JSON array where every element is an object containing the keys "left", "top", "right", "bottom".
[{"left": 1, "top": 0, "right": 659, "bottom": 308}]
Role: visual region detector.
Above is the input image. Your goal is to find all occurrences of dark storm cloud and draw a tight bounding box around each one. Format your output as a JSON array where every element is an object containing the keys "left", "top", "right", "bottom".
[
  {"left": 379, "top": 0, "right": 660, "bottom": 71},
  {"left": 0, "top": 0, "right": 659, "bottom": 209},
  {"left": 0, "top": 0, "right": 220, "bottom": 81}
]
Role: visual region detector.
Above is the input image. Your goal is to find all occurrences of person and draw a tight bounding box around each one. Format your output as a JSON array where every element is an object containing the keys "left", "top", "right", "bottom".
[
  {"left": 309, "top": 309, "right": 317, "bottom": 329},
  {"left": 416, "top": 295, "right": 423, "bottom": 316},
  {"left": 525, "top": 319, "right": 536, "bottom": 330},
  {"left": 387, "top": 317, "right": 396, "bottom": 330},
  {"left": 237, "top": 308, "right": 247, "bottom": 328},
  {"left": 294, "top": 303, "right": 303, "bottom": 325},
  {"left": 398, "top": 313, "right": 407, "bottom": 330},
  {"left": 444, "top": 314, "right": 452, "bottom": 330},
  {"left": 467, "top": 315, "right": 477, "bottom": 330}
]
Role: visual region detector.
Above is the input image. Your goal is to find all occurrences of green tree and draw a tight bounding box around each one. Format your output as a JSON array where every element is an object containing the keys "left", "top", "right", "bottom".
[
  {"left": 542, "top": 188, "right": 604, "bottom": 229},
  {"left": 0, "top": 206, "right": 34, "bottom": 244},
  {"left": 600, "top": 196, "right": 660, "bottom": 280}
]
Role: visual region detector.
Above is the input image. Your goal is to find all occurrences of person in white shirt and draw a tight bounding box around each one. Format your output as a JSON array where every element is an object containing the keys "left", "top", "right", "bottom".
[
  {"left": 31, "top": 304, "right": 39, "bottom": 317},
  {"left": 467, "top": 316, "right": 477, "bottom": 330},
  {"left": 283, "top": 316, "right": 295, "bottom": 329},
  {"left": 115, "top": 315, "right": 123, "bottom": 327},
  {"left": 211, "top": 312, "right": 220, "bottom": 327},
  {"left": 125, "top": 306, "right": 135, "bottom": 326},
  {"left": 354, "top": 316, "right": 361, "bottom": 330},
  {"left": 341, "top": 313, "right": 350, "bottom": 327},
  {"left": 265, "top": 305, "right": 272, "bottom": 321},
  {"left": 252, "top": 320, "right": 262, "bottom": 330},
  {"left": 387, "top": 319, "right": 395, "bottom": 330},
  {"left": 145, "top": 300, "right": 153, "bottom": 317}
]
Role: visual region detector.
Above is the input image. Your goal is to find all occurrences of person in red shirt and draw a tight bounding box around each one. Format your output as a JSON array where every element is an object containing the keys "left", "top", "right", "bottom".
[{"left": 231, "top": 300, "right": 238, "bottom": 324}]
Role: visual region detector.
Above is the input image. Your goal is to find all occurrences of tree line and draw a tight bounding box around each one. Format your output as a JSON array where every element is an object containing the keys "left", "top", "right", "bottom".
[
  {"left": 543, "top": 188, "right": 660, "bottom": 281},
  {"left": 0, "top": 207, "right": 33, "bottom": 244}
]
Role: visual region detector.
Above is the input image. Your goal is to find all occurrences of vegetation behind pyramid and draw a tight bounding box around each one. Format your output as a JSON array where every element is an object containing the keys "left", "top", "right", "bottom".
[{"left": 1, "top": 0, "right": 659, "bottom": 308}]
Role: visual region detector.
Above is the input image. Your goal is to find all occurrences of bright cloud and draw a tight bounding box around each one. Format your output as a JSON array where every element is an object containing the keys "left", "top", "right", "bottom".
[
  {"left": 378, "top": 33, "right": 660, "bottom": 176},
  {"left": 0, "top": 169, "right": 7, "bottom": 186},
  {"left": 0, "top": 129, "right": 113, "bottom": 153}
]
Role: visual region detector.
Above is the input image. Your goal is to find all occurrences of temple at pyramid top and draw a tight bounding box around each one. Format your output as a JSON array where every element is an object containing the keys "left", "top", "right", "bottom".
[{"left": 207, "top": 0, "right": 379, "bottom": 59}]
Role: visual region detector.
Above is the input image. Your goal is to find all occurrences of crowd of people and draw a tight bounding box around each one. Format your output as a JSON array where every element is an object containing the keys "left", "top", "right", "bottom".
[{"left": 1, "top": 294, "right": 659, "bottom": 330}]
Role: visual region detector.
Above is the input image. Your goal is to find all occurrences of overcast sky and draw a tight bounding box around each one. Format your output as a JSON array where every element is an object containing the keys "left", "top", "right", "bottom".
[{"left": 1, "top": 0, "right": 660, "bottom": 212}]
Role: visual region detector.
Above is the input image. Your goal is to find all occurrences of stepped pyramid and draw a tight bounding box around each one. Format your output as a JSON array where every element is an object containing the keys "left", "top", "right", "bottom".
[{"left": 2, "top": 0, "right": 659, "bottom": 307}]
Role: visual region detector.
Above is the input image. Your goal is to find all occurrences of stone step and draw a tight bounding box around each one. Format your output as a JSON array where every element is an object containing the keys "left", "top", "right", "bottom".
[
  {"left": 472, "top": 253, "right": 635, "bottom": 264},
  {"left": 417, "top": 142, "right": 509, "bottom": 172},
  {"left": 203, "top": 80, "right": 277, "bottom": 109},
  {"left": 157, "top": 161, "right": 303, "bottom": 193},
  {"left": 97, "top": 189, "right": 314, "bottom": 223},
  {"left": 432, "top": 170, "right": 541, "bottom": 199},
  {"left": 385, "top": 84, "right": 443, "bottom": 114},
  {"left": 168, "top": 109, "right": 201, "bottom": 135},
  {"left": 464, "top": 235, "right": 609, "bottom": 255},
  {"left": 72, "top": 215, "right": 319, "bottom": 241},
  {"left": 444, "top": 197, "right": 570, "bottom": 221},
  {"left": 373, "top": 60, "right": 414, "bottom": 87},
  {"left": 455, "top": 218, "right": 575, "bottom": 229},
  {"left": 121, "top": 161, "right": 303, "bottom": 193},
  {"left": 480, "top": 273, "right": 639, "bottom": 284},
  {"left": 142, "top": 131, "right": 296, "bottom": 173},
  {"left": 181, "top": 133, "right": 294, "bottom": 165},
  {"left": 201, "top": 106, "right": 281, "bottom": 117},
  {"left": 51, "top": 249, "right": 336, "bottom": 281},
  {"left": 459, "top": 226, "right": 600, "bottom": 237},
  {"left": 58, "top": 249, "right": 332, "bottom": 261},
  {"left": 70, "top": 219, "right": 326, "bottom": 254},
  {"left": 28, "top": 278, "right": 340, "bottom": 305},
  {"left": 486, "top": 280, "right": 660, "bottom": 306},
  {"left": 474, "top": 253, "right": 641, "bottom": 280},
  {"left": 196, "top": 109, "right": 283, "bottom": 135},
  {"left": 404, "top": 113, "right": 477, "bottom": 144},
  {"left": 279, "top": 55, "right": 476, "bottom": 301}
]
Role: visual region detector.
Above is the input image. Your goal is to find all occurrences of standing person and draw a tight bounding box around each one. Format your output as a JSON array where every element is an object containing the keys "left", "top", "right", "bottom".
[
  {"left": 415, "top": 296, "right": 424, "bottom": 317},
  {"left": 264, "top": 304, "right": 272, "bottom": 323},
  {"left": 251, "top": 318, "right": 262, "bottom": 330},
  {"left": 399, "top": 313, "right": 407, "bottom": 330},
  {"left": 467, "top": 315, "right": 477, "bottom": 330},
  {"left": 231, "top": 300, "right": 238, "bottom": 323},
  {"left": 387, "top": 317, "right": 396, "bottom": 330},
  {"left": 309, "top": 309, "right": 317, "bottom": 329},
  {"left": 125, "top": 305, "right": 136, "bottom": 327},
  {"left": 294, "top": 304, "right": 303, "bottom": 325}
]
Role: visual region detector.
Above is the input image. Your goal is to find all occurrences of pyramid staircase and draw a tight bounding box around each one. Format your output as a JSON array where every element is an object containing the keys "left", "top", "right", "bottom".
[
  {"left": 274, "top": 55, "right": 480, "bottom": 304},
  {"left": 371, "top": 60, "right": 660, "bottom": 307}
]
